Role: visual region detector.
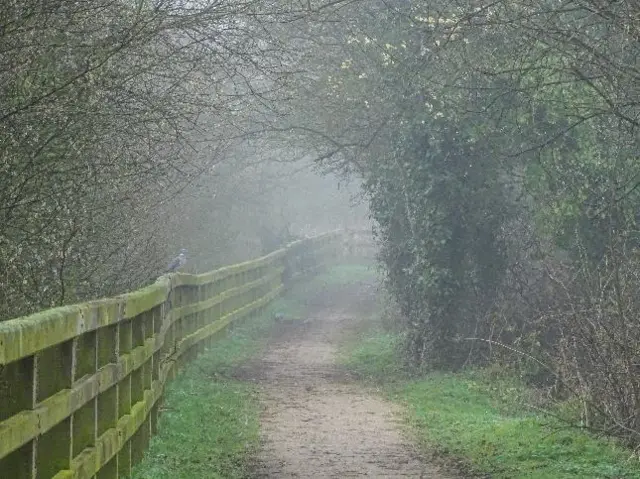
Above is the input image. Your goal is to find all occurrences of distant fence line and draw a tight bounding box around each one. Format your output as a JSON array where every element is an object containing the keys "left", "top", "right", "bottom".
[
  {"left": 0, "top": 232, "right": 349, "bottom": 479},
  {"left": 343, "top": 229, "right": 377, "bottom": 259}
]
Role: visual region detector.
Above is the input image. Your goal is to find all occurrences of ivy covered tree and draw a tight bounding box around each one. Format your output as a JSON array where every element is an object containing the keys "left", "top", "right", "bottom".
[{"left": 268, "top": 0, "right": 640, "bottom": 443}]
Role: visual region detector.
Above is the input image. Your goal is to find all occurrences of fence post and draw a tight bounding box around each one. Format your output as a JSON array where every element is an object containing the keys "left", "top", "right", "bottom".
[{"left": 0, "top": 232, "right": 340, "bottom": 479}]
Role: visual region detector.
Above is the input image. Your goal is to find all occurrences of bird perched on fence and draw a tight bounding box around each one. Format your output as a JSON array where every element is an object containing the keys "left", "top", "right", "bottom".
[{"left": 167, "top": 248, "right": 187, "bottom": 272}]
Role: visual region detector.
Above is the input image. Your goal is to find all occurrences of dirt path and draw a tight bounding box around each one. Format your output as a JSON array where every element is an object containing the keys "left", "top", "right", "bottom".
[{"left": 241, "top": 287, "right": 457, "bottom": 478}]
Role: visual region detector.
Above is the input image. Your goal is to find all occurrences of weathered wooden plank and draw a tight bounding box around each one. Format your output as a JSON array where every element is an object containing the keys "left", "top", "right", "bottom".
[{"left": 0, "top": 233, "right": 340, "bottom": 479}]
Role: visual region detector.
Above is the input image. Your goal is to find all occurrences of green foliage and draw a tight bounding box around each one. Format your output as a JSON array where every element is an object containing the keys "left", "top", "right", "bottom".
[
  {"left": 365, "top": 118, "right": 512, "bottom": 368},
  {"left": 339, "top": 331, "right": 406, "bottom": 382},
  {"left": 0, "top": 0, "right": 371, "bottom": 322},
  {"left": 341, "top": 326, "right": 640, "bottom": 478},
  {"left": 402, "top": 375, "right": 640, "bottom": 479},
  {"left": 291, "top": 0, "right": 640, "bottom": 445}
]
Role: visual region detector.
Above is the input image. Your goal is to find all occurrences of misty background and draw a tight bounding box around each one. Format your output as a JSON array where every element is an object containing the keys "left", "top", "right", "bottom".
[{"left": 2, "top": 0, "right": 640, "bottom": 446}]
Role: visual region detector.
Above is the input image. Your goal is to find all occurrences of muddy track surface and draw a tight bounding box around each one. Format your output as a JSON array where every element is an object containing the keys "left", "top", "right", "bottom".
[{"left": 239, "top": 285, "right": 458, "bottom": 478}]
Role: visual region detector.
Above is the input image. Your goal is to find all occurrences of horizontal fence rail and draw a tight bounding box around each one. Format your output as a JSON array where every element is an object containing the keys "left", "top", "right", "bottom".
[{"left": 0, "top": 232, "right": 343, "bottom": 479}]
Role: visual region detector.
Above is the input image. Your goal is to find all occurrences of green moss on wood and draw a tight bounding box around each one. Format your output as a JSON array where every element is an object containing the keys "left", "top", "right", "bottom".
[
  {"left": 0, "top": 234, "right": 340, "bottom": 478},
  {"left": 75, "top": 331, "right": 97, "bottom": 380},
  {"left": 96, "top": 429, "right": 120, "bottom": 473},
  {"left": 70, "top": 446, "right": 99, "bottom": 479},
  {"left": 122, "top": 282, "right": 168, "bottom": 320},
  {"left": 0, "top": 298, "right": 125, "bottom": 366},
  {"left": 0, "top": 410, "right": 39, "bottom": 460},
  {"left": 51, "top": 470, "right": 73, "bottom": 479}
]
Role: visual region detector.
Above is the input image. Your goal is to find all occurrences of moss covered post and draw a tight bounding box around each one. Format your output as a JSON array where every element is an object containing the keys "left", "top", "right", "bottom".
[{"left": 0, "top": 232, "right": 343, "bottom": 478}]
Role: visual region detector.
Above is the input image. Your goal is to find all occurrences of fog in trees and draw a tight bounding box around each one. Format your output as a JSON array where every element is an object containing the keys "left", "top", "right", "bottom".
[{"left": 2, "top": 0, "right": 640, "bottom": 446}]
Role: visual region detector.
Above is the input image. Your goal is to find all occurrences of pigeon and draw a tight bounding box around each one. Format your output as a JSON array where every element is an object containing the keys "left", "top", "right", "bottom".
[{"left": 167, "top": 248, "right": 187, "bottom": 272}]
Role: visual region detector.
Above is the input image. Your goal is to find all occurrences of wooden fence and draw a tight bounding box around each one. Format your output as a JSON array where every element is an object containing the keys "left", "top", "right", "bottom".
[{"left": 0, "top": 232, "right": 341, "bottom": 479}]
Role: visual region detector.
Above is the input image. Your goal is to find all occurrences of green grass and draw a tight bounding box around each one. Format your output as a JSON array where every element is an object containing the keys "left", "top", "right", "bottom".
[
  {"left": 131, "top": 373, "right": 258, "bottom": 479},
  {"left": 132, "top": 263, "right": 378, "bottom": 478},
  {"left": 341, "top": 328, "right": 640, "bottom": 479},
  {"left": 130, "top": 307, "right": 275, "bottom": 479},
  {"left": 339, "top": 330, "right": 407, "bottom": 382},
  {"left": 402, "top": 374, "right": 640, "bottom": 478}
]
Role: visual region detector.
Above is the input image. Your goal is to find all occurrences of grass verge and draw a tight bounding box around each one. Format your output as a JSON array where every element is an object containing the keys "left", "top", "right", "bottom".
[
  {"left": 131, "top": 296, "right": 299, "bottom": 479},
  {"left": 340, "top": 327, "right": 640, "bottom": 478}
]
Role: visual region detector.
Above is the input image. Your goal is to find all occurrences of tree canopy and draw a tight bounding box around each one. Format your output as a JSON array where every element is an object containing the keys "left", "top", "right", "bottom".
[{"left": 2, "top": 0, "right": 640, "bottom": 446}]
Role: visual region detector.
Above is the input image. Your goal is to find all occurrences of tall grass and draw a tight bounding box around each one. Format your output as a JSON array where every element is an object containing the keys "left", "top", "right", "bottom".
[{"left": 341, "top": 323, "right": 640, "bottom": 478}]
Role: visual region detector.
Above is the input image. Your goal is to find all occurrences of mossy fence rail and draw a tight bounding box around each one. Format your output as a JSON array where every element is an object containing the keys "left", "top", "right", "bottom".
[{"left": 0, "top": 232, "right": 344, "bottom": 479}]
